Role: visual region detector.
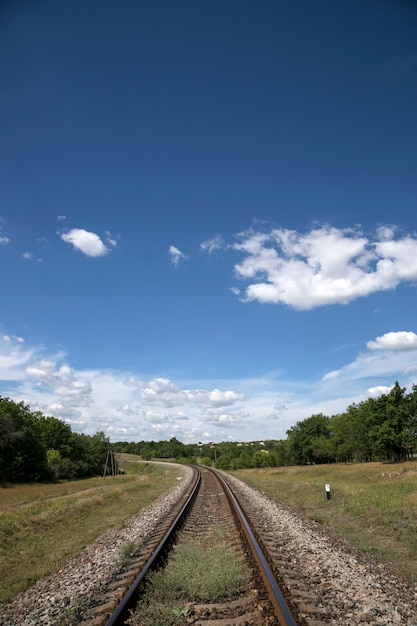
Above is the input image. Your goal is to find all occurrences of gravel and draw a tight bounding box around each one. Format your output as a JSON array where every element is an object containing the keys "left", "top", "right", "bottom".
[{"left": 1, "top": 467, "right": 416, "bottom": 626}]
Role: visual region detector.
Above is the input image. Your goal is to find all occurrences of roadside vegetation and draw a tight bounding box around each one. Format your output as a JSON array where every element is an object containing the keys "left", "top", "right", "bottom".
[
  {"left": 233, "top": 461, "right": 417, "bottom": 584},
  {"left": 0, "top": 459, "right": 180, "bottom": 602}
]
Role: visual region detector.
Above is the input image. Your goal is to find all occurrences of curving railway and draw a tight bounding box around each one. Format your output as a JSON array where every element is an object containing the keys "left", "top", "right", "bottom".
[
  {"left": 103, "top": 465, "right": 303, "bottom": 626},
  {"left": 1, "top": 463, "right": 416, "bottom": 625}
]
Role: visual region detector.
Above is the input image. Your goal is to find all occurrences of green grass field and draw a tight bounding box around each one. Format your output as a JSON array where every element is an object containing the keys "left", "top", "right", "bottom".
[
  {"left": 0, "top": 458, "right": 180, "bottom": 603},
  {"left": 233, "top": 460, "right": 417, "bottom": 584}
]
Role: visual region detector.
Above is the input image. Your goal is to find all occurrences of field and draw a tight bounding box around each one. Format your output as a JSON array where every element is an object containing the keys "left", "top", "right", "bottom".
[
  {"left": 233, "top": 460, "right": 417, "bottom": 584},
  {"left": 0, "top": 458, "right": 180, "bottom": 603}
]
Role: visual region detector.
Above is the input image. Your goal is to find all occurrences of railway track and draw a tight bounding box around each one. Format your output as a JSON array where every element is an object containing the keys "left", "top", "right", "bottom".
[
  {"left": 97, "top": 466, "right": 304, "bottom": 626},
  {"left": 3, "top": 463, "right": 416, "bottom": 625}
]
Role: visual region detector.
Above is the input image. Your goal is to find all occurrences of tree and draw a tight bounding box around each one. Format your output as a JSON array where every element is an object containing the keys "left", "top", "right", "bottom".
[
  {"left": 371, "top": 382, "right": 411, "bottom": 462},
  {"left": 252, "top": 450, "right": 271, "bottom": 468},
  {"left": 0, "top": 397, "right": 50, "bottom": 483},
  {"left": 286, "top": 413, "right": 331, "bottom": 465}
]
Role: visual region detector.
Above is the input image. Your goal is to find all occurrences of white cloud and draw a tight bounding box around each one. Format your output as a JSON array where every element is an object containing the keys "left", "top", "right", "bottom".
[
  {"left": 0, "top": 335, "right": 40, "bottom": 381},
  {"left": 105, "top": 231, "right": 120, "bottom": 247},
  {"left": 3, "top": 334, "right": 25, "bottom": 343},
  {"left": 367, "top": 385, "right": 393, "bottom": 398},
  {"left": 232, "top": 225, "right": 417, "bottom": 310},
  {"left": 26, "top": 360, "right": 92, "bottom": 404},
  {"left": 141, "top": 378, "right": 185, "bottom": 407},
  {"left": 202, "top": 410, "right": 240, "bottom": 427},
  {"left": 367, "top": 331, "right": 417, "bottom": 351},
  {"left": 2, "top": 325, "right": 417, "bottom": 443},
  {"left": 169, "top": 245, "right": 188, "bottom": 267},
  {"left": 60, "top": 228, "right": 109, "bottom": 257},
  {"left": 139, "top": 379, "right": 247, "bottom": 410},
  {"left": 322, "top": 330, "right": 417, "bottom": 385},
  {"left": 184, "top": 388, "right": 247, "bottom": 407},
  {"left": 22, "top": 251, "right": 43, "bottom": 262},
  {"left": 200, "top": 234, "right": 225, "bottom": 254}
]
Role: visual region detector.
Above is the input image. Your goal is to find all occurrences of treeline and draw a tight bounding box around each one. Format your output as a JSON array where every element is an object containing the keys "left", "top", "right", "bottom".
[
  {"left": 113, "top": 437, "right": 288, "bottom": 470},
  {"left": 286, "top": 381, "right": 417, "bottom": 465},
  {"left": 0, "top": 396, "right": 110, "bottom": 483},
  {"left": 115, "top": 382, "right": 417, "bottom": 469}
]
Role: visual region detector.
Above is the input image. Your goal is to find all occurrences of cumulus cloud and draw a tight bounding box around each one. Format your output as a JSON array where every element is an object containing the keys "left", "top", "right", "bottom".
[
  {"left": 367, "top": 385, "right": 393, "bottom": 398},
  {"left": 202, "top": 410, "right": 240, "bottom": 427},
  {"left": 139, "top": 378, "right": 247, "bottom": 409},
  {"left": 367, "top": 331, "right": 417, "bottom": 351},
  {"left": 169, "top": 245, "right": 188, "bottom": 267},
  {"left": 232, "top": 225, "right": 417, "bottom": 310},
  {"left": 1, "top": 333, "right": 253, "bottom": 440},
  {"left": 184, "top": 388, "right": 247, "bottom": 407},
  {"left": 26, "top": 360, "right": 92, "bottom": 404},
  {"left": 60, "top": 228, "right": 109, "bottom": 257},
  {"left": 141, "top": 378, "right": 186, "bottom": 407}
]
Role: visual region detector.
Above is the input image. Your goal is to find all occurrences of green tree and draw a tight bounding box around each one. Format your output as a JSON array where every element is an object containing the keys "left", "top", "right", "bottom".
[
  {"left": 0, "top": 397, "right": 50, "bottom": 483},
  {"left": 36, "top": 414, "right": 73, "bottom": 458},
  {"left": 215, "top": 455, "right": 232, "bottom": 470},
  {"left": 371, "top": 382, "right": 411, "bottom": 462},
  {"left": 286, "top": 413, "right": 330, "bottom": 465},
  {"left": 252, "top": 450, "right": 271, "bottom": 468}
]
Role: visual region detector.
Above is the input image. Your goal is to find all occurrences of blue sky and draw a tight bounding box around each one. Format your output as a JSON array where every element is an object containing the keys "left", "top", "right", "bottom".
[{"left": 1, "top": 1, "right": 417, "bottom": 443}]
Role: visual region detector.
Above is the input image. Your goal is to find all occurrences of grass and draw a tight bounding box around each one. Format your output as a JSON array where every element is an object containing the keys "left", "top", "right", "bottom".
[
  {"left": 232, "top": 460, "right": 417, "bottom": 584},
  {"left": 0, "top": 459, "right": 181, "bottom": 603},
  {"left": 129, "top": 526, "right": 248, "bottom": 626}
]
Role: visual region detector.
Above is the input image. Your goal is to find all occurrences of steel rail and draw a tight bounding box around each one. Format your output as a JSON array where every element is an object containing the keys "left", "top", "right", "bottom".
[
  {"left": 209, "top": 468, "right": 298, "bottom": 626},
  {"left": 106, "top": 466, "right": 201, "bottom": 626}
]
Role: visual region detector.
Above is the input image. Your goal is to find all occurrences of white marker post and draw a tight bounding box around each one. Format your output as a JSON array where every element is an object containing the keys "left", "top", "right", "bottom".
[{"left": 325, "top": 483, "right": 331, "bottom": 500}]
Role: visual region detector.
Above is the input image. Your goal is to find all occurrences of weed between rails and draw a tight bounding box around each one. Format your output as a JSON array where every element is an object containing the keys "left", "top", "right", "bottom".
[
  {"left": 129, "top": 527, "right": 248, "bottom": 626},
  {"left": 118, "top": 541, "right": 139, "bottom": 567}
]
